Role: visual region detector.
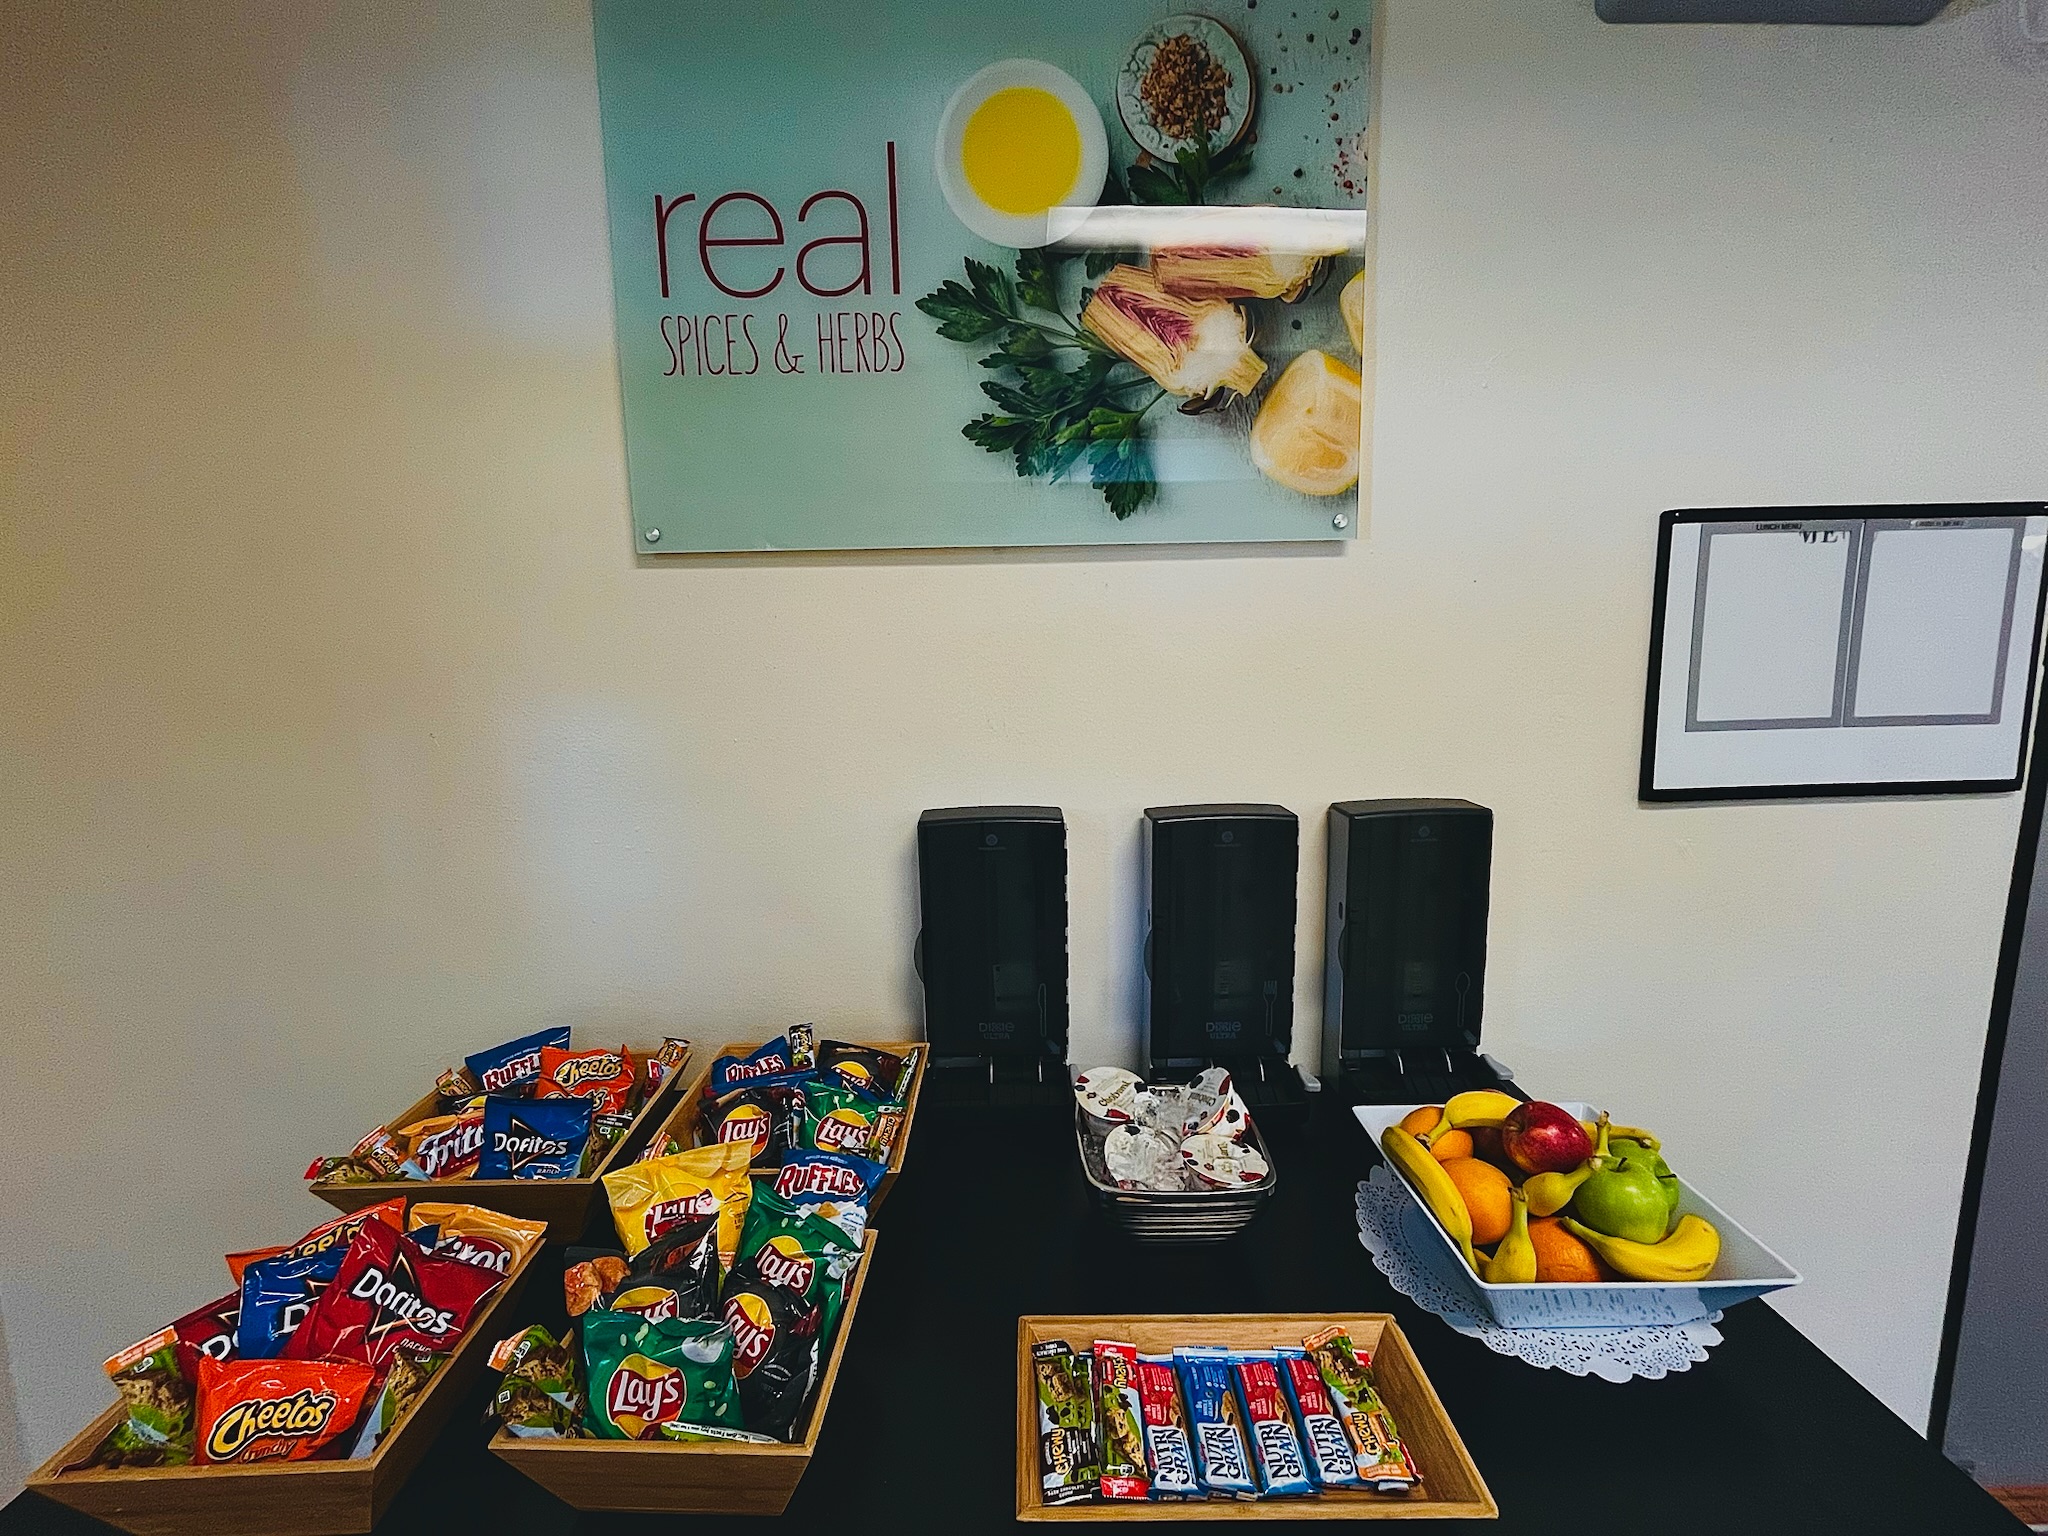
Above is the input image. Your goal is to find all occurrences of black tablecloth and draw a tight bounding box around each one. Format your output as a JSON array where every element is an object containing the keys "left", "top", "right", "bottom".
[{"left": 6, "top": 1096, "right": 2023, "bottom": 1533}]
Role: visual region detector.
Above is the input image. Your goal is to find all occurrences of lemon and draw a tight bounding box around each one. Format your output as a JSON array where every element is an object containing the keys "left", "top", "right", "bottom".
[
  {"left": 1248, "top": 349, "right": 1362, "bottom": 497},
  {"left": 1340, "top": 269, "right": 1368, "bottom": 355}
]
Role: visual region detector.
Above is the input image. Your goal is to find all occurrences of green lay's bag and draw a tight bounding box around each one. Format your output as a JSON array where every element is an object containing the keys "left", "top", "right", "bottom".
[
  {"left": 794, "top": 1082, "right": 886, "bottom": 1159},
  {"left": 718, "top": 1185, "right": 863, "bottom": 1440},
  {"left": 581, "top": 1309, "right": 743, "bottom": 1441}
]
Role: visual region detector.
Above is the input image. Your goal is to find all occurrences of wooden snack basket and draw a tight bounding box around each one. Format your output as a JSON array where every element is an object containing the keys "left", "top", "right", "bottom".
[
  {"left": 645, "top": 1037, "right": 926, "bottom": 1205},
  {"left": 307, "top": 1041, "right": 693, "bottom": 1235},
  {"left": 26, "top": 1228, "right": 542, "bottom": 1536},
  {"left": 1015, "top": 1314, "right": 1496, "bottom": 1522},
  {"left": 489, "top": 1230, "right": 877, "bottom": 1515}
]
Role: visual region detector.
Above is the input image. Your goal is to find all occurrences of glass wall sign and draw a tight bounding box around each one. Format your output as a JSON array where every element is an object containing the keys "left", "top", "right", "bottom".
[{"left": 592, "top": 0, "right": 1373, "bottom": 552}]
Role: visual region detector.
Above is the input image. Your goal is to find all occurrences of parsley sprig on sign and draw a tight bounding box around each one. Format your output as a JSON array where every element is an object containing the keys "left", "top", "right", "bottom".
[{"left": 917, "top": 251, "right": 1163, "bottom": 518}]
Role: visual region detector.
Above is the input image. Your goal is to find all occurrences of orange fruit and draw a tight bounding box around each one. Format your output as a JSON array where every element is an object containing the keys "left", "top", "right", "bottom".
[
  {"left": 1398, "top": 1106, "right": 1442, "bottom": 1138},
  {"left": 1529, "top": 1217, "right": 1607, "bottom": 1283},
  {"left": 1438, "top": 1157, "right": 1513, "bottom": 1246},
  {"left": 1429, "top": 1129, "right": 1474, "bottom": 1162}
]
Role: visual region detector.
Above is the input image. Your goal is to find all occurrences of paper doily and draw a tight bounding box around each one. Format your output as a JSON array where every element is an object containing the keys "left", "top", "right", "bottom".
[{"left": 1356, "top": 1168, "right": 1722, "bottom": 1382}]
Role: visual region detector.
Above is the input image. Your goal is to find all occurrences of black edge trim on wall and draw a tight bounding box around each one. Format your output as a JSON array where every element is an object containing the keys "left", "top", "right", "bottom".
[{"left": 1928, "top": 676, "right": 2048, "bottom": 1444}]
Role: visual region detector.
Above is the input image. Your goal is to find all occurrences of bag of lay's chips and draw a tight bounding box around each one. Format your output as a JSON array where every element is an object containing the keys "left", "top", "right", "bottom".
[
  {"left": 718, "top": 1185, "right": 863, "bottom": 1441},
  {"left": 603, "top": 1141, "right": 753, "bottom": 1271},
  {"left": 405, "top": 1203, "right": 545, "bottom": 1277},
  {"left": 794, "top": 1081, "right": 886, "bottom": 1158},
  {"left": 581, "top": 1310, "right": 744, "bottom": 1440}
]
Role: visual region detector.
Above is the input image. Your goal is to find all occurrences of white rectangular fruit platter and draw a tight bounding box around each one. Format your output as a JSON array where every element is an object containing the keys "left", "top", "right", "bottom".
[{"left": 1354, "top": 1101, "right": 1801, "bottom": 1329}]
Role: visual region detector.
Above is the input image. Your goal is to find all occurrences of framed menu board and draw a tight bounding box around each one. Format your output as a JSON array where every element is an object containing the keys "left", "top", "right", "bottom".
[{"left": 1641, "top": 505, "right": 2048, "bottom": 801}]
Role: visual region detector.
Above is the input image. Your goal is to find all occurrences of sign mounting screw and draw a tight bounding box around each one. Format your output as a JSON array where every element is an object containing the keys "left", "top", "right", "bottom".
[
  {"left": 1332, "top": 512, "right": 1349, "bottom": 530},
  {"left": 644, "top": 528, "right": 662, "bottom": 544}
]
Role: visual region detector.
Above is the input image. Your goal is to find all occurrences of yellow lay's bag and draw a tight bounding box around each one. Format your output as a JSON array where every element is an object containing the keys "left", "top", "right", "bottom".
[{"left": 602, "top": 1142, "right": 753, "bottom": 1269}]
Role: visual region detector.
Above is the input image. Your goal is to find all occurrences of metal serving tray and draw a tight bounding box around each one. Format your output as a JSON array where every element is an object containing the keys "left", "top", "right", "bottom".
[{"left": 1075, "top": 1106, "right": 1275, "bottom": 1244}]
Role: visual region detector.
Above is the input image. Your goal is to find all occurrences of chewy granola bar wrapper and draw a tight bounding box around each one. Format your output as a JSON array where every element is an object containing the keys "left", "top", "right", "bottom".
[
  {"left": 1032, "top": 1340, "right": 1098, "bottom": 1505},
  {"left": 1092, "top": 1341, "right": 1149, "bottom": 1500},
  {"left": 93, "top": 1328, "right": 194, "bottom": 1468},
  {"left": 1173, "top": 1347, "right": 1256, "bottom": 1499},
  {"left": 346, "top": 1343, "right": 446, "bottom": 1458},
  {"left": 490, "top": 1325, "right": 581, "bottom": 1438},
  {"left": 1230, "top": 1351, "right": 1313, "bottom": 1498},
  {"left": 1277, "top": 1346, "right": 1362, "bottom": 1488},
  {"left": 1302, "top": 1325, "right": 1417, "bottom": 1493}
]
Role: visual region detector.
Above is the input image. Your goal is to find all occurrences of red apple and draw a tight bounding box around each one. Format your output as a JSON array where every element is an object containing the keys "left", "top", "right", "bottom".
[{"left": 1501, "top": 1101, "right": 1594, "bottom": 1175}]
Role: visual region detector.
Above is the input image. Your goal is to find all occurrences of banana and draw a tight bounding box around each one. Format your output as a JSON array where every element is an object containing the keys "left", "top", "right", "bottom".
[
  {"left": 1422, "top": 1089, "right": 1522, "bottom": 1145},
  {"left": 1563, "top": 1214, "right": 1721, "bottom": 1283},
  {"left": 1481, "top": 1188, "right": 1536, "bottom": 1284},
  {"left": 1381, "top": 1127, "right": 1479, "bottom": 1272}
]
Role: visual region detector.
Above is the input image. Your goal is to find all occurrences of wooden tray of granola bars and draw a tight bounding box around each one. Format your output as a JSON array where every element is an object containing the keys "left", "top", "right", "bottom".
[
  {"left": 1014, "top": 1314, "right": 1496, "bottom": 1521},
  {"left": 308, "top": 1042, "right": 691, "bottom": 1235},
  {"left": 644, "top": 1038, "right": 926, "bottom": 1206},
  {"left": 24, "top": 1226, "right": 540, "bottom": 1536}
]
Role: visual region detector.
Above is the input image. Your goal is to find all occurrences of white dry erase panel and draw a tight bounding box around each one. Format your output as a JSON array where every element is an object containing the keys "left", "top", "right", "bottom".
[{"left": 1641, "top": 506, "right": 2048, "bottom": 801}]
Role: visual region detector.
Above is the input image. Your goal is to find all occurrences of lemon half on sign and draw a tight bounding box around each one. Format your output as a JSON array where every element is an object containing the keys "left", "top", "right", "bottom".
[
  {"left": 936, "top": 60, "right": 1108, "bottom": 248},
  {"left": 1249, "top": 350, "right": 1363, "bottom": 497}
]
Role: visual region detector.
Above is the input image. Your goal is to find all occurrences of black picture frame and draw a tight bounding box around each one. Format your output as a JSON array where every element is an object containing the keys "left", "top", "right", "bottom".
[{"left": 1639, "top": 503, "right": 2048, "bottom": 803}]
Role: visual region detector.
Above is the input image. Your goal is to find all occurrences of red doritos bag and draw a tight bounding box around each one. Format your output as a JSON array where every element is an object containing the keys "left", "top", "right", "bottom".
[
  {"left": 283, "top": 1216, "right": 499, "bottom": 1369},
  {"left": 278, "top": 1199, "right": 409, "bottom": 1262},
  {"left": 169, "top": 1293, "right": 242, "bottom": 1382}
]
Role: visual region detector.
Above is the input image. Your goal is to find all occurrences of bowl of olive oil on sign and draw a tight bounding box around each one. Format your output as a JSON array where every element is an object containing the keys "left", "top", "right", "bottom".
[{"left": 592, "top": 1, "right": 1372, "bottom": 552}]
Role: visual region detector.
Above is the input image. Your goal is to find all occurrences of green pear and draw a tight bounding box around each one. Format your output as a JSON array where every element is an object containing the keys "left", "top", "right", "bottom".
[{"left": 1570, "top": 1156, "right": 1670, "bottom": 1244}]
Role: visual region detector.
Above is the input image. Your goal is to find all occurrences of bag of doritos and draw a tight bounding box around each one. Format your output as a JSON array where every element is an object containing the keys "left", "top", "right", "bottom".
[
  {"left": 405, "top": 1202, "right": 544, "bottom": 1277},
  {"left": 475, "top": 1094, "right": 593, "bottom": 1180},
  {"left": 194, "top": 1357, "right": 374, "bottom": 1464},
  {"left": 283, "top": 1216, "right": 500, "bottom": 1369},
  {"left": 581, "top": 1310, "right": 744, "bottom": 1440},
  {"left": 237, "top": 1245, "right": 349, "bottom": 1359},
  {"left": 168, "top": 1293, "right": 241, "bottom": 1383},
  {"left": 603, "top": 1142, "right": 753, "bottom": 1270}
]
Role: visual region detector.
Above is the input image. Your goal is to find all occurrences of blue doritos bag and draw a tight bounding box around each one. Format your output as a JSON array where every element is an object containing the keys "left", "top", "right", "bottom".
[
  {"left": 465, "top": 1026, "right": 572, "bottom": 1096},
  {"left": 769, "top": 1150, "right": 886, "bottom": 1209},
  {"left": 476, "top": 1094, "right": 593, "bottom": 1180},
  {"left": 237, "top": 1245, "right": 349, "bottom": 1358}
]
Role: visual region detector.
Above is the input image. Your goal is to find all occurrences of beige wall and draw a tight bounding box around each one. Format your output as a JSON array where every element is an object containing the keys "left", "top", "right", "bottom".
[{"left": 6, "top": 0, "right": 2047, "bottom": 1487}]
